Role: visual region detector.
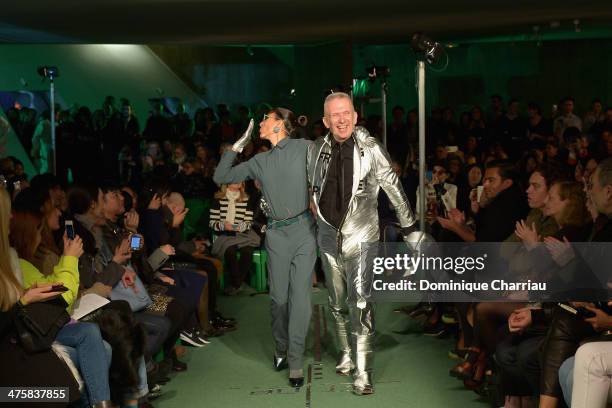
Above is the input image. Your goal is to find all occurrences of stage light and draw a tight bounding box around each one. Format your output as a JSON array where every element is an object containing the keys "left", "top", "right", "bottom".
[
  {"left": 410, "top": 33, "right": 443, "bottom": 64},
  {"left": 37, "top": 66, "right": 59, "bottom": 80}
]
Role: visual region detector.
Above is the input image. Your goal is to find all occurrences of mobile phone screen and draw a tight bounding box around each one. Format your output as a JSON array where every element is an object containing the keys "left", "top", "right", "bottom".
[
  {"left": 130, "top": 235, "right": 142, "bottom": 250},
  {"left": 65, "top": 221, "right": 75, "bottom": 240}
]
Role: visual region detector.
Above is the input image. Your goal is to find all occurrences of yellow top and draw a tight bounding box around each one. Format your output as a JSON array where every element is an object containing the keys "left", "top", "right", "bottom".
[{"left": 20, "top": 255, "right": 80, "bottom": 311}]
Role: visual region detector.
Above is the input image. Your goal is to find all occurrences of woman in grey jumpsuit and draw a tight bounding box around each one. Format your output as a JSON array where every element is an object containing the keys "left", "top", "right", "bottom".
[{"left": 213, "top": 108, "right": 316, "bottom": 388}]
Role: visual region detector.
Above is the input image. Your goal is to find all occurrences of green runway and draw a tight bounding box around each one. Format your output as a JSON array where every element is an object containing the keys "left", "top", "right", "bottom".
[{"left": 154, "top": 289, "right": 490, "bottom": 408}]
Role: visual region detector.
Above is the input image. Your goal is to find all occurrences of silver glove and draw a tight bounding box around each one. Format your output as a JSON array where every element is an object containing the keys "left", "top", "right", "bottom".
[{"left": 232, "top": 118, "right": 255, "bottom": 153}]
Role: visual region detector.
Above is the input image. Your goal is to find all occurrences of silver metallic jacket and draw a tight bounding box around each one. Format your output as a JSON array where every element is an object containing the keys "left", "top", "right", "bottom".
[{"left": 307, "top": 126, "right": 416, "bottom": 256}]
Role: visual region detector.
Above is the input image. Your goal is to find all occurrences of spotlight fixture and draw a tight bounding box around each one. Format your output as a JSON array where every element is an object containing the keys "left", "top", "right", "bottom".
[
  {"left": 410, "top": 33, "right": 443, "bottom": 64},
  {"left": 37, "top": 66, "right": 59, "bottom": 80}
]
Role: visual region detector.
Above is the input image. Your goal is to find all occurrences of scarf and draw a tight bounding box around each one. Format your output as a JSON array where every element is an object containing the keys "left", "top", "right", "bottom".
[{"left": 225, "top": 190, "right": 241, "bottom": 223}]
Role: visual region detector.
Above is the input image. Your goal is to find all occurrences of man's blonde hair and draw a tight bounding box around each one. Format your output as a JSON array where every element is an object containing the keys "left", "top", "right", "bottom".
[{"left": 324, "top": 92, "right": 354, "bottom": 116}]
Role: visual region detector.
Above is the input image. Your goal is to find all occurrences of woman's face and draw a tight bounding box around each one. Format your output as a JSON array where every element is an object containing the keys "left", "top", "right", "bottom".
[
  {"left": 543, "top": 184, "right": 567, "bottom": 220},
  {"left": 227, "top": 183, "right": 242, "bottom": 192},
  {"left": 259, "top": 112, "right": 283, "bottom": 142},
  {"left": 432, "top": 166, "right": 448, "bottom": 184},
  {"left": 47, "top": 206, "right": 61, "bottom": 231},
  {"left": 468, "top": 166, "right": 482, "bottom": 187},
  {"left": 196, "top": 146, "right": 206, "bottom": 161}
]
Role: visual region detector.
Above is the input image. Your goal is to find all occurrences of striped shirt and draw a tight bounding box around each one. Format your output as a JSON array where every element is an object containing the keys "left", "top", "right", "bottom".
[{"left": 209, "top": 199, "right": 254, "bottom": 233}]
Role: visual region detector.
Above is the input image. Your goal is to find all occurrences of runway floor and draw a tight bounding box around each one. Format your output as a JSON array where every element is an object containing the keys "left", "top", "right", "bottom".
[{"left": 154, "top": 288, "right": 491, "bottom": 408}]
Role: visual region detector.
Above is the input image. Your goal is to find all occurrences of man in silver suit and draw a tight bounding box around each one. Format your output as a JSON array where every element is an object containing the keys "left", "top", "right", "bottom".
[{"left": 307, "top": 92, "right": 417, "bottom": 395}]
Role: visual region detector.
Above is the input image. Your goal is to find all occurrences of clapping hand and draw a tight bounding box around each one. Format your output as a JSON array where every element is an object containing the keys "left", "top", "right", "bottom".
[
  {"left": 544, "top": 236, "right": 574, "bottom": 266},
  {"left": 515, "top": 220, "right": 540, "bottom": 248}
]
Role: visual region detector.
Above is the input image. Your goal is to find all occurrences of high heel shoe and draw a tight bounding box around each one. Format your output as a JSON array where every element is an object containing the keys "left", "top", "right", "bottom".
[
  {"left": 449, "top": 348, "right": 481, "bottom": 379},
  {"left": 462, "top": 351, "right": 488, "bottom": 391}
]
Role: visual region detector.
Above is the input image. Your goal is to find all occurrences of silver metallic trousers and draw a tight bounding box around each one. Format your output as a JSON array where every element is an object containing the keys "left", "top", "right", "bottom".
[{"left": 318, "top": 222, "right": 376, "bottom": 390}]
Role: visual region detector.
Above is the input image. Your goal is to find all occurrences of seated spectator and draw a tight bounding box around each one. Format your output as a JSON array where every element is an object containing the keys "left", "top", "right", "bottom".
[
  {"left": 8, "top": 192, "right": 117, "bottom": 407},
  {"left": 416, "top": 161, "right": 458, "bottom": 222},
  {"left": 559, "top": 330, "right": 612, "bottom": 408},
  {"left": 209, "top": 182, "right": 261, "bottom": 296}
]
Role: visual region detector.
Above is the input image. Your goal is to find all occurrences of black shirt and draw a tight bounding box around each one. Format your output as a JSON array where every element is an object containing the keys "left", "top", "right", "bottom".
[{"left": 319, "top": 137, "right": 354, "bottom": 229}]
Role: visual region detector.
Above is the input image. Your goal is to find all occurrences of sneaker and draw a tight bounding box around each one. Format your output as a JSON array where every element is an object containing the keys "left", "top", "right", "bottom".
[
  {"left": 422, "top": 322, "right": 448, "bottom": 337},
  {"left": 441, "top": 313, "right": 457, "bottom": 324},
  {"left": 180, "top": 330, "right": 208, "bottom": 347},
  {"left": 195, "top": 329, "right": 211, "bottom": 344}
]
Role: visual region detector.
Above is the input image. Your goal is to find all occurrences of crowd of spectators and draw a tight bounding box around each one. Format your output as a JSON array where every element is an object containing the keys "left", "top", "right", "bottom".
[{"left": 0, "top": 92, "right": 611, "bottom": 408}]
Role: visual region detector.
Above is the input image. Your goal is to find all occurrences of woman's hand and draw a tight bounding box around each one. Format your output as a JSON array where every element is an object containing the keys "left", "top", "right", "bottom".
[
  {"left": 124, "top": 210, "right": 140, "bottom": 232},
  {"left": 160, "top": 244, "right": 176, "bottom": 256},
  {"left": 112, "top": 238, "right": 131, "bottom": 264},
  {"left": 63, "top": 233, "right": 84, "bottom": 258},
  {"left": 121, "top": 267, "right": 137, "bottom": 291},
  {"left": 148, "top": 193, "right": 162, "bottom": 210},
  {"left": 20, "top": 282, "right": 63, "bottom": 305},
  {"left": 224, "top": 222, "right": 234, "bottom": 231},
  {"left": 544, "top": 236, "right": 574, "bottom": 265},
  {"left": 157, "top": 274, "right": 175, "bottom": 286},
  {"left": 515, "top": 220, "right": 540, "bottom": 246},
  {"left": 447, "top": 208, "right": 466, "bottom": 225}
]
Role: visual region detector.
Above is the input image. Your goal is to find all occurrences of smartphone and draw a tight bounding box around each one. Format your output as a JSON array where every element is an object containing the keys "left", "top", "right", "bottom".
[
  {"left": 65, "top": 220, "right": 75, "bottom": 240},
  {"left": 558, "top": 303, "right": 596, "bottom": 318},
  {"left": 130, "top": 234, "right": 143, "bottom": 251},
  {"left": 49, "top": 284, "right": 69, "bottom": 293}
]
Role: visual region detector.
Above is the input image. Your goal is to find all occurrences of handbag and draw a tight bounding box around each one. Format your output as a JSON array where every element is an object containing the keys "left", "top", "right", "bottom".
[
  {"left": 110, "top": 274, "right": 152, "bottom": 312},
  {"left": 14, "top": 296, "right": 70, "bottom": 353},
  {"left": 145, "top": 284, "right": 174, "bottom": 315}
]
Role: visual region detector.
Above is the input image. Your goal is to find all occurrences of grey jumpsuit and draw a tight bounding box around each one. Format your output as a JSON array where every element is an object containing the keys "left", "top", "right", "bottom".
[{"left": 214, "top": 137, "right": 317, "bottom": 371}]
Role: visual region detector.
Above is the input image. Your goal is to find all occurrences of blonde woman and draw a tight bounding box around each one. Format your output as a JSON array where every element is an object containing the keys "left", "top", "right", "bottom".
[{"left": 209, "top": 182, "right": 260, "bottom": 295}]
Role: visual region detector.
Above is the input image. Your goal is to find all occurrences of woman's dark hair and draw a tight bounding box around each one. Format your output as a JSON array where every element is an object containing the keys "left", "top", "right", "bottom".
[
  {"left": 68, "top": 184, "right": 100, "bottom": 216},
  {"left": 138, "top": 178, "right": 172, "bottom": 212},
  {"left": 269, "top": 107, "right": 296, "bottom": 136},
  {"left": 532, "top": 162, "right": 565, "bottom": 189}
]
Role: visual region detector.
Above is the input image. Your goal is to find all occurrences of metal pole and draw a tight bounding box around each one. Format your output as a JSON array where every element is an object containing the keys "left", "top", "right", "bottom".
[
  {"left": 417, "top": 61, "right": 426, "bottom": 232},
  {"left": 49, "top": 79, "right": 56, "bottom": 176},
  {"left": 381, "top": 80, "right": 387, "bottom": 148}
]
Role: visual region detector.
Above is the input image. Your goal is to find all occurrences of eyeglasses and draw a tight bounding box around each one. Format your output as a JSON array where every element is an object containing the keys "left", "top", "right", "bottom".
[{"left": 262, "top": 114, "right": 278, "bottom": 121}]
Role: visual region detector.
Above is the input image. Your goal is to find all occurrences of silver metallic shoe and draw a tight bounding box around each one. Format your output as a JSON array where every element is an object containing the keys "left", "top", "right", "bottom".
[
  {"left": 352, "top": 371, "right": 374, "bottom": 395},
  {"left": 335, "top": 351, "right": 354, "bottom": 376}
]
